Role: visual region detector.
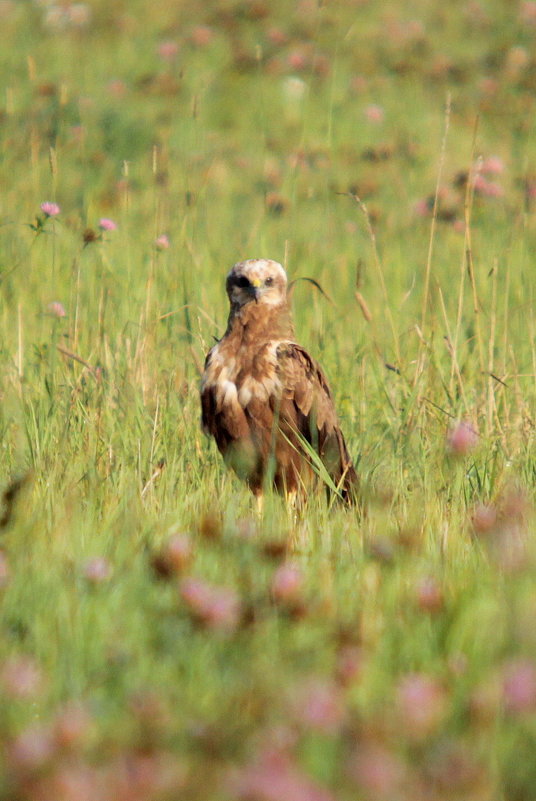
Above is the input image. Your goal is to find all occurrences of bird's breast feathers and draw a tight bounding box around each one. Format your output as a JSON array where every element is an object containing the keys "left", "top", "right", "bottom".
[{"left": 201, "top": 338, "right": 288, "bottom": 417}]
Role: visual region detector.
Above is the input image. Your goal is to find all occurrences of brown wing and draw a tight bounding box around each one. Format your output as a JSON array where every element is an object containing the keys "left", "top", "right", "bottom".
[
  {"left": 200, "top": 347, "right": 259, "bottom": 483},
  {"left": 275, "top": 343, "right": 358, "bottom": 501}
]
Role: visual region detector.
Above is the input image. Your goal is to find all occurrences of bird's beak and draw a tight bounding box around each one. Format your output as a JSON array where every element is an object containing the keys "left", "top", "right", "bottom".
[{"left": 250, "top": 278, "right": 262, "bottom": 303}]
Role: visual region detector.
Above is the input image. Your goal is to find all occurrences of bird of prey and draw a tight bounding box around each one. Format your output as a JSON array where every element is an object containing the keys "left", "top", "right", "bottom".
[{"left": 200, "top": 258, "right": 358, "bottom": 506}]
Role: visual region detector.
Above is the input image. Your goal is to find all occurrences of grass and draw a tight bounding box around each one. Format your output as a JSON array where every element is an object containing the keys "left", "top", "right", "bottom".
[{"left": 1, "top": 0, "right": 536, "bottom": 798}]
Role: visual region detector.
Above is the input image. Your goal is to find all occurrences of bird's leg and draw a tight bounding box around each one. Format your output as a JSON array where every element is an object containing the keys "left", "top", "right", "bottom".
[
  {"left": 286, "top": 489, "right": 297, "bottom": 509},
  {"left": 255, "top": 492, "right": 264, "bottom": 517},
  {"left": 285, "top": 488, "right": 305, "bottom": 525}
]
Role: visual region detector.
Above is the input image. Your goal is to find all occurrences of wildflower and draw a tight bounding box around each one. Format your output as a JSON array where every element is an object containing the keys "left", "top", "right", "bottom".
[
  {"left": 40, "top": 201, "right": 60, "bottom": 217},
  {"left": 502, "top": 659, "right": 536, "bottom": 714},
  {"left": 8, "top": 723, "right": 56, "bottom": 771},
  {"left": 501, "top": 486, "right": 530, "bottom": 525},
  {"left": 291, "top": 679, "right": 345, "bottom": 734},
  {"left": 520, "top": 1, "right": 536, "bottom": 25},
  {"left": 367, "top": 535, "right": 395, "bottom": 563},
  {"left": 98, "top": 218, "right": 117, "bottom": 232},
  {"left": 129, "top": 687, "right": 171, "bottom": 724},
  {"left": 478, "top": 77, "right": 499, "bottom": 96},
  {"left": 350, "top": 75, "right": 368, "bottom": 94},
  {"left": 448, "top": 653, "right": 468, "bottom": 676},
  {"left": 396, "top": 673, "right": 447, "bottom": 739},
  {"left": 471, "top": 503, "right": 498, "bottom": 535},
  {"left": 155, "top": 234, "right": 170, "bottom": 250},
  {"left": 425, "top": 739, "right": 484, "bottom": 795},
  {"left": 47, "top": 301, "right": 66, "bottom": 318},
  {"left": 235, "top": 518, "right": 258, "bottom": 541},
  {"left": 287, "top": 49, "right": 308, "bottom": 71},
  {"left": 108, "top": 750, "right": 187, "bottom": 799},
  {"left": 312, "top": 54, "right": 330, "bottom": 78},
  {"left": 473, "top": 174, "right": 504, "bottom": 198},
  {"left": 70, "top": 124, "right": 85, "bottom": 142},
  {"left": 83, "top": 557, "right": 112, "bottom": 584},
  {"left": 415, "top": 576, "right": 444, "bottom": 613},
  {"left": 464, "top": 1, "right": 490, "bottom": 26},
  {"left": 525, "top": 179, "right": 536, "bottom": 201},
  {"left": 414, "top": 197, "right": 432, "bottom": 217},
  {"left": 33, "top": 763, "right": 103, "bottom": 801},
  {"left": 472, "top": 489, "right": 529, "bottom": 559},
  {"left": 43, "top": 6, "right": 68, "bottom": 31},
  {"left": 266, "top": 27, "right": 288, "bottom": 46},
  {"left": 335, "top": 644, "right": 364, "bottom": 686},
  {"left": 68, "top": 3, "right": 91, "bottom": 27},
  {"left": 348, "top": 743, "right": 406, "bottom": 799},
  {"left": 1, "top": 657, "right": 43, "bottom": 698},
  {"left": 446, "top": 421, "right": 478, "bottom": 456},
  {"left": 405, "top": 19, "right": 426, "bottom": 40},
  {"left": 107, "top": 78, "right": 127, "bottom": 98},
  {"left": 414, "top": 186, "right": 458, "bottom": 220},
  {"left": 0, "top": 2, "right": 15, "bottom": 21},
  {"left": 271, "top": 562, "right": 304, "bottom": 603},
  {"left": 190, "top": 25, "right": 214, "bottom": 47},
  {"left": 158, "top": 40, "right": 179, "bottom": 61},
  {"left": 180, "top": 577, "right": 241, "bottom": 631},
  {"left": 230, "top": 748, "right": 336, "bottom": 801},
  {"left": 480, "top": 156, "right": 504, "bottom": 175},
  {"left": 364, "top": 104, "right": 384, "bottom": 123},
  {"left": 54, "top": 702, "right": 93, "bottom": 750},
  {"left": 0, "top": 550, "right": 9, "bottom": 588},
  {"left": 506, "top": 45, "right": 530, "bottom": 72}
]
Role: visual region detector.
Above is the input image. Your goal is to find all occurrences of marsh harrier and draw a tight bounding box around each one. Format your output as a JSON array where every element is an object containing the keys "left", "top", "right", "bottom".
[{"left": 200, "top": 259, "right": 358, "bottom": 505}]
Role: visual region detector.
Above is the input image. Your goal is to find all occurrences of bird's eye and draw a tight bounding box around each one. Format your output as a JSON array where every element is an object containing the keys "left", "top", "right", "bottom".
[
  {"left": 265, "top": 277, "right": 273, "bottom": 286},
  {"left": 236, "top": 276, "right": 250, "bottom": 289}
]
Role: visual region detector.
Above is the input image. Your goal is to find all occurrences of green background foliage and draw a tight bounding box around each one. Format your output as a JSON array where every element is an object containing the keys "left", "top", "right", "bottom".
[{"left": 0, "top": 1, "right": 535, "bottom": 798}]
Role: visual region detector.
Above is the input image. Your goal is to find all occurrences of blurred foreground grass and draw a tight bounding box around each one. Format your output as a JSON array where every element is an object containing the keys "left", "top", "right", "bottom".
[{"left": 1, "top": 1, "right": 536, "bottom": 799}]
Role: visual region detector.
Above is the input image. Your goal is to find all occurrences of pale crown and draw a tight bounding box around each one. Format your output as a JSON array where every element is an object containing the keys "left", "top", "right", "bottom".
[{"left": 226, "top": 258, "right": 287, "bottom": 308}]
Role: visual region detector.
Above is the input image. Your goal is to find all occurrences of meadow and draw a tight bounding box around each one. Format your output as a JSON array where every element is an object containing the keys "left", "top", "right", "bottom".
[{"left": 1, "top": 0, "right": 536, "bottom": 798}]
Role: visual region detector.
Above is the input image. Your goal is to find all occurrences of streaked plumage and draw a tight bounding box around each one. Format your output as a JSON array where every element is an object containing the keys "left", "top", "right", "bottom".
[{"left": 200, "top": 259, "right": 358, "bottom": 502}]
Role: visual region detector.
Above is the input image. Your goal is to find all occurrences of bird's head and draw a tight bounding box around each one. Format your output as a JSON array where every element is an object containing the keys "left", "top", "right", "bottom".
[{"left": 226, "top": 259, "right": 287, "bottom": 310}]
